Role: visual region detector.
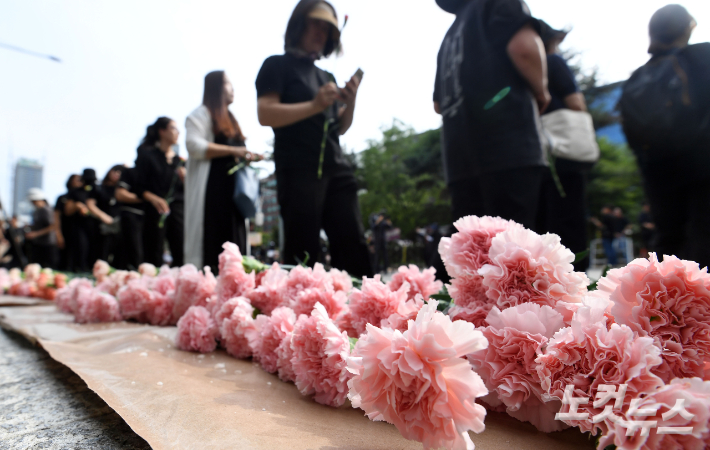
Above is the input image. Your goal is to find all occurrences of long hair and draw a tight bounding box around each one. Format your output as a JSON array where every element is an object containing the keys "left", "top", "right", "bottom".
[
  {"left": 285, "top": 0, "right": 341, "bottom": 58},
  {"left": 139, "top": 116, "right": 173, "bottom": 151},
  {"left": 65, "top": 174, "right": 81, "bottom": 191},
  {"left": 203, "top": 71, "right": 245, "bottom": 141},
  {"left": 102, "top": 165, "right": 124, "bottom": 186}
]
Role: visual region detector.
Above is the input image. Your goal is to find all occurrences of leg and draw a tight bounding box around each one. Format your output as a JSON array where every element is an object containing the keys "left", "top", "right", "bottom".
[
  {"left": 602, "top": 238, "right": 617, "bottom": 266},
  {"left": 166, "top": 202, "right": 184, "bottom": 267},
  {"left": 685, "top": 181, "right": 710, "bottom": 268},
  {"left": 449, "top": 177, "right": 486, "bottom": 222},
  {"left": 642, "top": 164, "right": 686, "bottom": 261},
  {"left": 478, "top": 166, "right": 544, "bottom": 229},
  {"left": 322, "top": 173, "right": 374, "bottom": 278},
  {"left": 142, "top": 208, "right": 165, "bottom": 267},
  {"left": 276, "top": 172, "right": 325, "bottom": 267}
]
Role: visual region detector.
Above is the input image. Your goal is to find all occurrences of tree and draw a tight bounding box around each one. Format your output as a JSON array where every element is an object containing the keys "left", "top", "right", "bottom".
[{"left": 356, "top": 121, "right": 451, "bottom": 240}]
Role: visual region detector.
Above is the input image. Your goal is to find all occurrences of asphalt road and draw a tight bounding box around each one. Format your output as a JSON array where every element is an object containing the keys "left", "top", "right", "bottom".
[{"left": 0, "top": 328, "right": 151, "bottom": 450}]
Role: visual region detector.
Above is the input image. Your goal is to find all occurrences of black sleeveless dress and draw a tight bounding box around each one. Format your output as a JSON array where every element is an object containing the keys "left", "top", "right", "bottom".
[{"left": 203, "top": 133, "right": 247, "bottom": 273}]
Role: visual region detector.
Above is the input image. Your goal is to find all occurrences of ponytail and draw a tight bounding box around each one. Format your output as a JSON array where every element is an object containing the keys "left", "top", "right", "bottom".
[{"left": 138, "top": 116, "right": 173, "bottom": 151}]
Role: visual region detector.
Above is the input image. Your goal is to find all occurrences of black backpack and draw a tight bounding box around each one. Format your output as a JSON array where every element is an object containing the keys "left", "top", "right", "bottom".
[{"left": 620, "top": 49, "right": 707, "bottom": 158}]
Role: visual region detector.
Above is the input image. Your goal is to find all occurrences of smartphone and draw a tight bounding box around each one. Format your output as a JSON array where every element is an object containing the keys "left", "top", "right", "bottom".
[{"left": 353, "top": 68, "right": 364, "bottom": 81}]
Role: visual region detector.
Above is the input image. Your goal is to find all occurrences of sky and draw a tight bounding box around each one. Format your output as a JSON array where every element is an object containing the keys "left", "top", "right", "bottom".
[{"left": 1, "top": 0, "right": 709, "bottom": 214}]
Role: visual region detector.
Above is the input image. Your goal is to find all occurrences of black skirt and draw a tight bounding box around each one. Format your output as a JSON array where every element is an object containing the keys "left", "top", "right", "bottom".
[{"left": 203, "top": 137, "right": 247, "bottom": 273}]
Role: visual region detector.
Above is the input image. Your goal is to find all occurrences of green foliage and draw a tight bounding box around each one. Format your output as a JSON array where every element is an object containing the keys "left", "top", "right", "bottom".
[
  {"left": 356, "top": 121, "right": 451, "bottom": 239},
  {"left": 587, "top": 138, "right": 645, "bottom": 222}
]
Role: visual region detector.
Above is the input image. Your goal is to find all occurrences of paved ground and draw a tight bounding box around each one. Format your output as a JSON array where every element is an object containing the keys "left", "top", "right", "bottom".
[{"left": 0, "top": 328, "right": 151, "bottom": 450}]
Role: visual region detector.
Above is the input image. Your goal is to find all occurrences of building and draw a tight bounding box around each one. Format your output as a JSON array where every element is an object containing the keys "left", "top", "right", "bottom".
[
  {"left": 259, "top": 173, "right": 279, "bottom": 234},
  {"left": 13, "top": 158, "right": 43, "bottom": 220}
]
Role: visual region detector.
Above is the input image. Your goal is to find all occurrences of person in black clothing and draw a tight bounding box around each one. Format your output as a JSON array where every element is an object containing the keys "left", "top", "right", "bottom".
[
  {"left": 591, "top": 206, "right": 617, "bottom": 266},
  {"left": 371, "top": 212, "right": 392, "bottom": 274},
  {"left": 65, "top": 170, "right": 94, "bottom": 272},
  {"left": 25, "top": 188, "right": 58, "bottom": 268},
  {"left": 433, "top": 0, "right": 549, "bottom": 230},
  {"left": 91, "top": 165, "right": 124, "bottom": 265},
  {"left": 638, "top": 203, "right": 655, "bottom": 258},
  {"left": 185, "top": 71, "right": 263, "bottom": 273},
  {"left": 134, "top": 117, "right": 185, "bottom": 267},
  {"left": 54, "top": 174, "right": 82, "bottom": 270},
  {"left": 255, "top": 0, "right": 373, "bottom": 277},
  {"left": 535, "top": 21, "right": 592, "bottom": 271},
  {"left": 622, "top": 5, "right": 710, "bottom": 268},
  {"left": 115, "top": 167, "right": 145, "bottom": 270}
]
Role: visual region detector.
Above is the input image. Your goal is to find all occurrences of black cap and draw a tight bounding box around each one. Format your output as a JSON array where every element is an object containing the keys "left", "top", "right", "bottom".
[
  {"left": 436, "top": 0, "right": 470, "bottom": 14},
  {"left": 82, "top": 168, "right": 97, "bottom": 184},
  {"left": 538, "top": 20, "right": 569, "bottom": 46},
  {"left": 649, "top": 4, "right": 694, "bottom": 44}
]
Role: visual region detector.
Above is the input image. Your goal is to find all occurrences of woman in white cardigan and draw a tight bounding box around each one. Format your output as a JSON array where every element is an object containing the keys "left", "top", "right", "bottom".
[{"left": 185, "top": 71, "right": 262, "bottom": 271}]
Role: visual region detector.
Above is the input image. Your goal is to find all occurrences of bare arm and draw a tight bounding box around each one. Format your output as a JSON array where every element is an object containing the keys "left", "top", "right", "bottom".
[
  {"left": 564, "top": 93, "right": 587, "bottom": 112},
  {"left": 337, "top": 76, "right": 361, "bottom": 135},
  {"left": 258, "top": 83, "right": 338, "bottom": 129},
  {"left": 434, "top": 101, "right": 441, "bottom": 115},
  {"left": 507, "top": 24, "right": 550, "bottom": 112},
  {"left": 115, "top": 187, "right": 141, "bottom": 204},
  {"left": 53, "top": 209, "right": 64, "bottom": 249},
  {"left": 86, "top": 198, "right": 114, "bottom": 225}
]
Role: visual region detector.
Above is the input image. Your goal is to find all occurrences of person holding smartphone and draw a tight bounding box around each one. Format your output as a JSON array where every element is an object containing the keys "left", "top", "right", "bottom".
[{"left": 256, "top": 0, "right": 372, "bottom": 277}]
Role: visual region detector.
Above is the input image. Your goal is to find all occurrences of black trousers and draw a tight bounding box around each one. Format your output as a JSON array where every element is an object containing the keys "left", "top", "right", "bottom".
[
  {"left": 119, "top": 211, "right": 144, "bottom": 270},
  {"left": 641, "top": 157, "right": 710, "bottom": 268},
  {"left": 143, "top": 202, "right": 184, "bottom": 267},
  {"left": 449, "top": 166, "right": 544, "bottom": 230},
  {"left": 31, "top": 244, "right": 57, "bottom": 269},
  {"left": 277, "top": 170, "right": 373, "bottom": 278},
  {"left": 68, "top": 226, "right": 91, "bottom": 272},
  {"left": 374, "top": 240, "right": 388, "bottom": 273},
  {"left": 536, "top": 166, "right": 589, "bottom": 271}
]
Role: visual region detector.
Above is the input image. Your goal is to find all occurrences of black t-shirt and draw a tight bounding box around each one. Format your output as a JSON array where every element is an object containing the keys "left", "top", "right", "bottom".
[
  {"left": 94, "top": 185, "right": 120, "bottom": 218},
  {"left": 255, "top": 53, "right": 352, "bottom": 176},
  {"left": 134, "top": 147, "right": 185, "bottom": 203},
  {"left": 117, "top": 168, "right": 145, "bottom": 214},
  {"left": 434, "top": 0, "right": 544, "bottom": 182},
  {"left": 55, "top": 194, "right": 74, "bottom": 234},
  {"left": 31, "top": 206, "right": 55, "bottom": 246},
  {"left": 600, "top": 213, "right": 615, "bottom": 239},
  {"left": 68, "top": 185, "right": 95, "bottom": 228},
  {"left": 545, "top": 54, "right": 579, "bottom": 114}
]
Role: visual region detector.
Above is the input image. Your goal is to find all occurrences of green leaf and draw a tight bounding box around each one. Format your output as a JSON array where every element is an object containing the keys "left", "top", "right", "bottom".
[
  {"left": 242, "top": 256, "right": 268, "bottom": 274},
  {"left": 574, "top": 249, "right": 590, "bottom": 264},
  {"left": 252, "top": 307, "right": 261, "bottom": 320},
  {"left": 349, "top": 337, "right": 358, "bottom": 352},
  {"left": 650, "top": 316, "right": 661, "bottom": 322},
  {"left": 588, "top": 264, "right": 611, "bottom": 291}
]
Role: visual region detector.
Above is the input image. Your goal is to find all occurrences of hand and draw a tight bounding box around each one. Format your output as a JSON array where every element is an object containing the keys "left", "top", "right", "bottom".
[
  {"left": 25, "top": 231, "right": 38, "bottom": 240},
  {"left": 77, "top": 203, "right": 89, "bottom": 215},
  {"left": 101, "top": 215, "right": 114, "bottom": 226},
  {"left": 313, "top": 82, "right": 339, "bottom": 112},
  {"left": 56, "top": 233, "right": 65, "bottom": 249},
  {"left": 233, "top": 147, "right": 264, "bottom": 163},
  {"left": 338, "top": 75, "right": 360, "bottom": 105},
  {"left": 177, "top": 167, "right": 186, "bottom": 183},
  {"left": 536, "top": 90, "right": 552, "bottom": 114},
  {"left": 145, "top": 192, "right": 170, "bottom": 215}
]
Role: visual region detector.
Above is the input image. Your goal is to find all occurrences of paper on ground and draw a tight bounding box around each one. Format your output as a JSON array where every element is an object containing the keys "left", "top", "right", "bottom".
[{"left": 0, "top": 304, "right": 596, "bottom": 450}]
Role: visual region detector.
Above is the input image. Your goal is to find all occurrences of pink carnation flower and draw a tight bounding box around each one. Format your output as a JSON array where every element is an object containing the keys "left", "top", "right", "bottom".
[
  {"left": 291, "top": 287, "right": 347, "bottom": 318},
  {"left": 217, "top": 297, "right": 259, "bottom": 358},
  {"left": 247, "top": 262, "right": 288, "bottom": 315},
  {"left": 212, "top": 243, "right": 255, "bottom": 315},
  {"left": 599, "top": 377, "right": 710, "bottom": 450},
  {"left": 291, "top": 303, "right": 351, "bottom": 407},
  {"left": 138, "top": 263, "right": 157, "bottom": 277},
  {"left": 348, "top": 275, "right": 410, "bottom": 336},
  {"left": 276, "top": 333, "right": 296, "bottom": 383},
  {"left": 24, "top": 263, "right": 42, "bottom": 282},
  {"left": 172, "top": 265, "right": 216, "bottom": 322},
  {"left": 283, "top": 263, "right": 331, "bottom": 304},
  {"left": 74, "top": 290, "right": 122, "bottom": 323},
  {"left": 438, "top": 215, "right": 521, "bottom": 279},
  {"left": 334, "top": 308, "right": 359, "bottom": 338},
  {"left": 468, "top": 304, "right": 566, "bottom": 432},
  {"left": 479, "top": 227, "right": 588, "bottom": 310},
  {"left": 536, "top": 298, "right": 664, "bottom": 435},
  {"left": 447, "top": 274, "right": 494, "bottom": 328},
  {"left": 253, "top": 306, "right": 296, "bottom": 373},
  {"left": 93, "top": 260, "right": 111, "bottom": 283},
  {"left": 597, "top": 253, "right": 710, "bottom": 381},
  {"left": 380, "top": 295, "right": 425, "bottom": 333},
  {"left": 328, "top": 268, "right": 353, "bottom": 292},
  {"left": 56, "top": 278, "right": 94, "bottom": 314},
  {"left": 116, "top": 278, "right": 173, "bottom": 325},
  {"left": 348, "top": 300, "right": 489, "bottom": 450},
  {"left": 388, "top": 264, "right": 443, "bottom": 301},
  {"left": 175, "top": 306, "right": 218, "bottom": 353},
  {"left": 151, "top": 265, "right": 177, "bottom": 295}
]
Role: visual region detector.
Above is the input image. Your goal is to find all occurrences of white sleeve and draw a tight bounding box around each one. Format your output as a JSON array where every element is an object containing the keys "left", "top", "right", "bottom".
[{"left": 185, "top": 111, "right": 210, "bottom": 160}]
